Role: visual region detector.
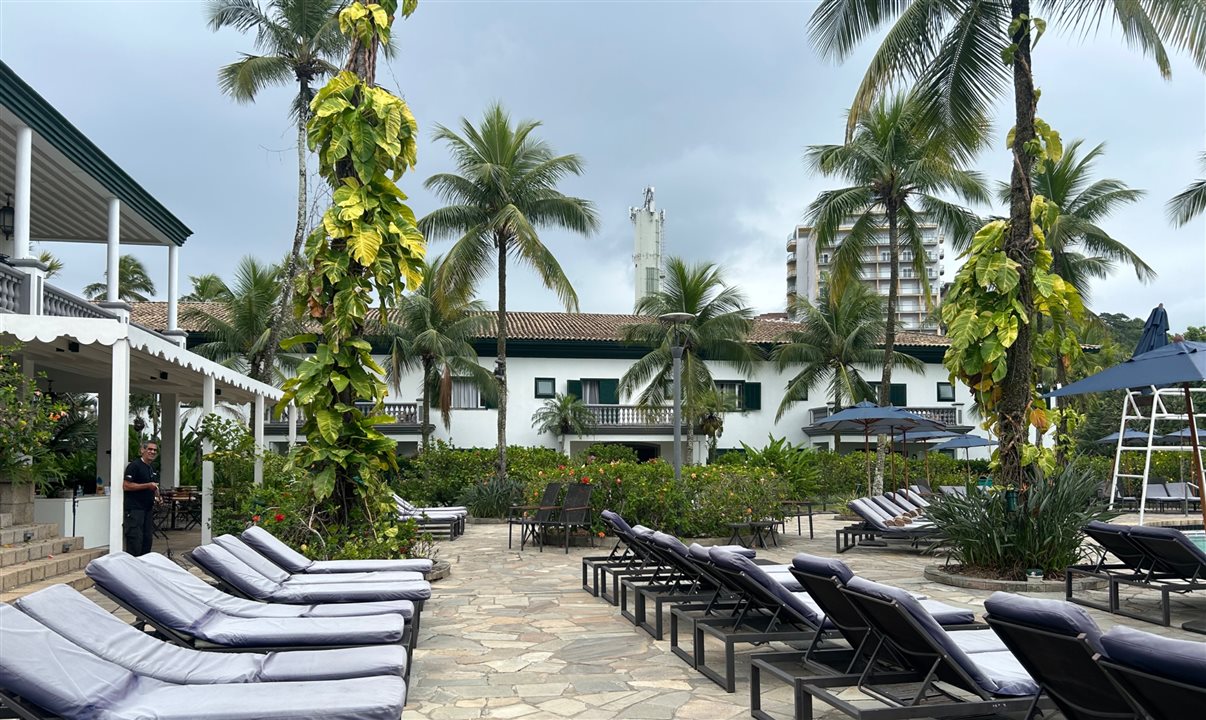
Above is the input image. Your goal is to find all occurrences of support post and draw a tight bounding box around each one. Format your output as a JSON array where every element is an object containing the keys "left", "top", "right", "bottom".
[
  {"left": 287, "top": 402, "right": 297, "bottom": 447},
  {"left": 106, "top": 198, "right": 121, "bottom": 302},
  {"left": 160, "top": 393, "right": 181, "bottom": 489},
  {"left": 253, "top": 394, "right": 265, "bottom": 486},
  {"left": 671, "top": 344, "right": 683, "bottom": 483},
  {"left": 167, "top": 245, "right": 179, "bottom": 332},
  {"left": 106, "top": 340, "right": 130, "bottom": 552},
  {"left": 1183, "top": 384, "right": 1206, "bottom": 529},
  {"left": 12, "top": 124, "right": 32, "bottom": 260},
  {"left": 201, "top": 376, "right": 215, "bottom": 545}
]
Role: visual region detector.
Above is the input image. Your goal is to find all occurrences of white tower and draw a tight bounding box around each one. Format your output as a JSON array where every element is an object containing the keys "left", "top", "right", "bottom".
[{"left": 630, "top": 186, "right": 665, "bottom": 309}]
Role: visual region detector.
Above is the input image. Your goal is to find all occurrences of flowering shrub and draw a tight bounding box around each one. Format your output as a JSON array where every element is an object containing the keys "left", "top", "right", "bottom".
[{"left": 0, "top": 344, "right": 66, "bottom": 478}]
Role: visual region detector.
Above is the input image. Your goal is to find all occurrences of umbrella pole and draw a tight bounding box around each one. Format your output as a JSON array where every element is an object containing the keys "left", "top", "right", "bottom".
[
  {"left": 863, "top": 432, "right": 870, "bottom": 498},
  {"left": 965, "top": 448, "right": 972, "bottom": 485},
  {"left": 1184, "top": 383, "right": 1206, "bottom": 528},
  {"left": 925, "top": 446, "right": 931, "bottom": 487}
]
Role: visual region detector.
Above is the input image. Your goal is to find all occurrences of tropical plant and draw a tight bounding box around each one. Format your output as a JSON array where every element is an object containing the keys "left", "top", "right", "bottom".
[
  {"left": 1168, "top": 152, "right": 1206, "bottom": 227},
  {"left": 809, "top": 0, "right": 1206, "bottom": 487},
  {"left": 619, "top": 258, "right": 759, "bottom": 462},
  {"left": 0, "top": 345, "right": 65, "bottom": 478},
  {"left": 531, "top": 393, "right": 597, "bottom": 450},
  {"left": 381, "top": 255, "right": 496, "bottom": 450},
  {"left": 420, "top": 102, "right": 599, "bottom": 483},
  {"left": 774, "top": 281, "right": 922, "bottom": 418},
  {"left": 35, "top": 249, "right": 62, "bottom": 279},
  {"left": 185, "top": 256, "right": 301, "bottom": 384},
  {"left": 278, "top": 0, "right": 425, "bottom": 522},
  {"left": 208, "top": 0, "right": 356, "bottom": 384},
  {"left": 687, "top": 385, "right": 742, "bottom": 463},
  {"left": 83, "top": 254, "right": 156, "bottom": 302},
  {"left": 181, "top": 273, "right": 232, "bottom": 302}
]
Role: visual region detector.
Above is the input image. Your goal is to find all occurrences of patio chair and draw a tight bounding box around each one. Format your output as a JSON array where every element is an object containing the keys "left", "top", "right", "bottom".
[
  {"left": 795, "top": 577, "right": 1049, "bottom": 720},
  {"left": 508, "top": 482, "right": 562, "bottom": 550},
  {"left": 1142, "top": 483, "right": 1184, "bottom": 512},
  {"left": 581, "top": 508, "right": 641, "bottom": 596},
  {"left": 530, "top": 482, "right": 594, "bottom": 553},
  {"left": 14, "top": 584, "right": 409, "bottom": 684},
  {"left": 0, "top": 604, "right": 406, "bottom": 720},
  {"left": 1161, "top": 481, "right": 1201, "bottom": 510},
  {"left": 622, "top": 530, "right": 731, "bottom": 639},
  {"left": 84, "top": 553, "right": 409, "bottom": 651},
  {"left": 1114, "top": 524, "right": 1206, "bottom": 626},
  {"left": 836, "top": 498, "right": 940, "bottom": 554},
  {"left": 1098, "top": 624, "right": 1206, "bottom": 719},
  {"left": 241, "top": 525, "right": 433, "bottom": 574},
  {"left": 983, "top": 592, "right": 1140, "bottom": 720},
  {"left": 213, "top": 534, "right": 424, "bottom": 585}
]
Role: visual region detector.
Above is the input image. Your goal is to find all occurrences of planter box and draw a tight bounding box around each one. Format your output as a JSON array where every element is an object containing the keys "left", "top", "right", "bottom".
[
  {"left": 34, "top": 495, "right": 110, "bottom": 548},
  {"left": 0, "top": 479, "right": 35, "bottom": 525}
]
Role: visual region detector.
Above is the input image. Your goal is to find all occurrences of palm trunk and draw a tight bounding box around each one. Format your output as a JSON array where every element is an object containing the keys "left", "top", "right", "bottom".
[
  {"left": 251, "top": 93, "right": 311, "bottom": 386},
  {"left": 495, "top": 231, "right": 509, "bottom": 483},
  {"left": 999, "top": 0, "right": 1037, "bottom": 491},
  {"left": 873, "top": 203, "right": 901, "bottom": 496},
  {"left": 420, "top": 357, "right": 432, "bottom": 452}
]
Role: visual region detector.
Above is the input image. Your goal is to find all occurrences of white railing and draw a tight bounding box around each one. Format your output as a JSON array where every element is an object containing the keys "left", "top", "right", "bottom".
[
  {"left": 587, "top": 404, "right": 673, "bottom": 427},
  {"left": 42, "top": 284, "right": 117, "bottom": 320},
  {"left": 0, "top": 264, "right": 22, "bottom": 312},
  {"left": 809, "top": 405, "right": 963, "bottom": 427}
]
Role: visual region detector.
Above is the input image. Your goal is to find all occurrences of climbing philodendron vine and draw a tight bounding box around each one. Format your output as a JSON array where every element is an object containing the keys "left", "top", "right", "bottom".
[{"left": 279, "top": 0, "right": 425, "bottom": 505}]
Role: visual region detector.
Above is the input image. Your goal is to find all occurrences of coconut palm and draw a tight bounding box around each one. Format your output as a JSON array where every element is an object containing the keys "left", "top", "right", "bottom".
[
  {"left": 207, "top": 0, "right": 352, "bottom": 385},
  {"left": 83, "top": 255, "right": 156, "bottom": 302},
  {"left": 420, "top": 103, "right": 599, "bottom": 482},
  {"left": 775, "top": 281, "right": 923, "bottom": 419},
  {"left": 531, "top": 393, "right": 597, "bottom": 453},
  {"left": 181, "top": 273, "right": 233, "bottom": 302},
  {"left": 1168, "top": 153, "right": 1206, "bottom": 227},
  {"left": 36, "top": 249, "right": 63, "bottom": 279},
  {"left": 381, "top": 256, "right": 497, "bottom": 451},
  {"left": 810, "top": 0, "right": 1206, "bottom": 486},
  {"left": 619, "top": 258, "right": 759, "bottom": 460},
  {"left": 184, "top": 256, "right": 300, "bottom": 384}
]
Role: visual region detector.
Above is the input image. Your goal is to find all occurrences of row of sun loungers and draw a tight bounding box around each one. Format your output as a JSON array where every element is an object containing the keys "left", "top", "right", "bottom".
[
  {"left": 580, "top": 508, "right": 1204, "bottom": 720},
  {"left": 0, "top": 525, "right": 435, "bottom": 719},
  {"left": 836, "top": 493, "right": 941, "bottom": 553},
  {"left": 394, "top": 495, "right": 468, "bottom": 540}
]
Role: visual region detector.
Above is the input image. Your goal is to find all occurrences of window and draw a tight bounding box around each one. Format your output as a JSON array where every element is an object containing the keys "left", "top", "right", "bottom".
[
  {"left": 645, "top": 267, "right": 659, "bottom": 294},
  {"left": 937, "top": 382, "right": 955, "bottom": 402},
  {"left": 901, "top": 267, "right": 914, "bottom": 278},
  {"left": 867, "top": 382, "right": 908, "bottom": 406},
  {"left": 901, "top": 250, "right": 913, "bottom": 261},
  {"left": 568, "top": 378, "right": 618, "bottom": 404},
  {"left": 880, "top": 250, "right": 890, "bottom": 262},
  {"left": 820, "top": 253, "right": 830, "bottom": 264},
  {"left": 713, "top": 381, "right": 762, "bottom": 411},
  {"left": 716, "top": 381, "right": 743, "bottom": 409},
  {"left": 451, "top": 378, "right": 485, "bottom": 409},
  {"left": 534, "top": 377, "right": 556, "bottom": 398}
]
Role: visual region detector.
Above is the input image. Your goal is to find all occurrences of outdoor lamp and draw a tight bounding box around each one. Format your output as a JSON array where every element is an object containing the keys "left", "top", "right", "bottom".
[
  {"left": 0, "top": 194, "right": 14, "bottom": 242},
  {"left": 658, "top": 312, "right": 697, "bottom": 482}
]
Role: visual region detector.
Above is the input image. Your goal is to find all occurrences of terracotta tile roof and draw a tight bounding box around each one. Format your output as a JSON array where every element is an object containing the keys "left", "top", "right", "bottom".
[{"left": 130, "top": 303, "right": 953, "bottom": 347}]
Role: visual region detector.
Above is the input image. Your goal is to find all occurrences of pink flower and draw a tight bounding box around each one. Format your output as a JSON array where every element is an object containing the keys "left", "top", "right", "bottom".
[{"left": 252, "top": 515, "right": 261, "bottom": 523}]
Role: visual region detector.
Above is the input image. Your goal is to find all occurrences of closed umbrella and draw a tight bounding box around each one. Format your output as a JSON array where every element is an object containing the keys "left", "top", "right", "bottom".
[{"left": 1133, "top": 304, "right": 1170, "bottom": 357}]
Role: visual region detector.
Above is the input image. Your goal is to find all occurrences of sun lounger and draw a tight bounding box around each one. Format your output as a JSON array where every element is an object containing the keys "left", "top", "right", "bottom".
[
  {"left": 836, "top": 498, "right": 940, "bottom": 554},
  {"left": 1098, "top": 624, "right": 1206, "bottom": 719},
  {"left": 212, "top": 534, "right": 423, "bottom": 585},
  {"left": 983, "top": 592, "right": 1139, "bottom": 720},
  {"left": 581, "top": 509, "right": 640, "bottom": 595},
  {"left": 14, "top": 584, "right": 409, "bottom": 684},
  {"left": 241, "top": 524, "right": 432, "bottom": 574},
  {"left": 623, "top": 531, "right": 735, "bottom": 639},
  {"left": 394, "top": 493, "right": 466, "bottom": 539},
  {"left": 85, "top": 552, "right": 408, "bottom": 651},
  {"left": 0, "top": 604, "right": 406, "bottom": 720}
]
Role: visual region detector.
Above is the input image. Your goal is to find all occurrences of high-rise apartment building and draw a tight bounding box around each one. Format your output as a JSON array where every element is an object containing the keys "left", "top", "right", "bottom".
[
  {"left": 630, "top": 187, "right": 665, "bottom": 309},
  {"left": 787, "top": 215, "right": 945, "bottom": 332}
]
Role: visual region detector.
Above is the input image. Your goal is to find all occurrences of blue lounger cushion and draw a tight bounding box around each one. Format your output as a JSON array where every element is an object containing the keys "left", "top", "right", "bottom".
[
  {"left": 984, "top": 592, "right": 1106, "bottom": 655},
  {"left": 845, "top": 577, "right": 1036, "bottom": 696},
  {"left": 138, "top": 553, "right": 414, "bottom": 619},
  {"left": 792, "top": 553, "right": 973, "bottom": 626},
  {"left": 213, "top": 535, "right": 423, "bottom": 585},
  {"left": 1101, "top": 624, "right": 1206, "bottom": 687},
  {"left": 708, "top": 548, "right": 829, "bottom": 629},
  {"left": 0, "top": 605, "right": 407, "bottom": 720},
  {"left": 687, "top": 543, "right": 755, "bottom": 565},
  {"left": 649, "top": 531, "right": 690, "bottom": 557},
  {"left": 86, "top": 553, "right": 405, "bottom": 646},
  {"left": 1126, "top": 524, "right": 1206, "bottom": 566},
  {"left": 14, "top": 585, "right": 408, "bottom": 683},
  {"left": 601, "top": 510, "right": 637, "bottom": 537},
  {"left": 241, "top": 525, "right": 432, "bottom": 574},
  {"left": 190, "top": 544, "right": 432, "bottom": 603}
]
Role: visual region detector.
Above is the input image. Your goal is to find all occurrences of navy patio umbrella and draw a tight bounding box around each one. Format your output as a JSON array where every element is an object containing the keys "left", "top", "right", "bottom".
[
  {"left": 1133, "top": 303, "right": 1170, "bottom": 357},
  {"left": 893, "top": 429, "right": 961, "bottom": 486},
  {"left": 1097, "top": 430, "right": 1151, "bottom": 444},
  {"left": 810, "top": 401, "right": 946, "bottom": 494},
  {"left": 1163, "top": 427, "right": 1206, "bottom": 441},
  {"left": 933, "top": 435, "right": 998, "bottom": 483}
]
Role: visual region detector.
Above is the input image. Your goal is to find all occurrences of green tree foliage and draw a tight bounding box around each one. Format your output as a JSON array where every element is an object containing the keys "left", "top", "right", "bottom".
[
  {"left": 775, "top": 281, "right": 922, "bottom": 418},
  {"left": 0, "top": 345, "right": 65, "bottom": 478},
  {"left": 185, "top": 256, "right": 301, "bottom": 384},
  {"left": 208, "top": 0, "right": 355, "bottom": 384},
  {"left": 1167, "top": 153, "right": 1206, "bottom": 227},
  {"left": 279, "top": 0, "right": 425, "bottom": 520},
  {"left": 83, "top": 254, "right": 156, "bottom": 302},
  {"left": 809, "top": 0, "right": 1206, "bottom": 487},
  {"left": 531, "top": 393, "right": 598, "bottom": 443},
  {"left": 181, "top": 273, "right": 232, "bottom": 302},
  {"left": 381, "top": 255, "right": 495, "bottom": 450},
  {"left": 420, "top": 103, "right": 599, "bottom": 484}
]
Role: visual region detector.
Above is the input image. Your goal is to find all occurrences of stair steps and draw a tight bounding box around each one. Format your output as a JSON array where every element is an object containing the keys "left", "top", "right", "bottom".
[{"left": 0, "top": 510, "right": 108, "bottom": 598}]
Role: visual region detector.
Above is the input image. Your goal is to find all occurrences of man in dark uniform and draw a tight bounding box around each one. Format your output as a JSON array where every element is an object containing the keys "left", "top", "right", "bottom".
[{"left": 123, "top": 440, "right": 161, "bottom": 556}]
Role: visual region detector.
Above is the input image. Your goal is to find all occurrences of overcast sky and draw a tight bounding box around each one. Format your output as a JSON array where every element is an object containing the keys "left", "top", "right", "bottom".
[{"left": 2, "top": 0, "right": 1204, "bottom": 328}]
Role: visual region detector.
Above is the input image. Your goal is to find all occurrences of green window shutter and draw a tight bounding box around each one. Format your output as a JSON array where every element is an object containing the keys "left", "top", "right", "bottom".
[
  {"left": 890, "top": 383, "right": 908, "bottom": 406},
  {"left": 566, "top": 379, "right": 582, "bottom": 400},
  {"left": 743, "top": 382, "right": 762, "bottom": 411},
  {"left": 598, "top": 378, "right": 619, "bottom": 405}
]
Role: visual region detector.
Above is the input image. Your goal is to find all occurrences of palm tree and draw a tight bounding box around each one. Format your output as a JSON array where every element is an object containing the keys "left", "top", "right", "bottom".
[
  {"left": 381, "top": 256, "right": 496, "bottom": 451},
  {"left": 806, "top": 90, "right": 987, "bottom": 491},
  {"left": 619, "top": 258, "right": 759, "bottom": 461},
  {"left": 420, "top": 103, "right": 599, "bottom": 482},
  {"left": 774, "top": 281, "right": 923, "bottom": 419},
  {"left": 809, "top": 0, "right": 1206, "bottom": 486},
  {"left": 36, "top": 249, "right": 63, "bottom": 279},
  {"left": 531, "top": 393, "right": 597, "bottom": 454},
  {"left": 207, "top": 0, "right": 351, "bottom": 385},
  {"left": 184, "top": 256, "right": 300, "bottom": 384},
  {"left": 83, "top": 255, "right": 156, "bottom": 302},
  {"left": 181, "top": 273, "right": 233, "bottom": 302},
  {"left": 1168, "top": 153, "right": 1206, "bottom": 227}
]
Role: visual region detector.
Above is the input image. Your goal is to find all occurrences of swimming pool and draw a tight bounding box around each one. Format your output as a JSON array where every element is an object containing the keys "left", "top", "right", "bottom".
[{"left": 1187, "top": 530, "right": 1206, "bottom": 551}]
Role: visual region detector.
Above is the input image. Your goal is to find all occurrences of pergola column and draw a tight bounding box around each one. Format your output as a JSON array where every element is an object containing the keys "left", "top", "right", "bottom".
[
  {"left": 167, "top": 245, "right": 179, "bottom": 332},
  {"left": 12, "top": 124, "right": 32, "bottom": 260},
  {"left": 253, "top": 394, "right": 265, "bottom": 486},
  {"left": 106, "top": 198, "right": 121, "bottom": 303},
  {"left": 160, "top": 393, "right": 180, "bottom": 489},
  {"left": 106, "top": 340, "right": 131, "bottom": 552},
  {"left": 200, "top": 375, "right": 215, "bottom": 545},
  {"left": 287, "top": 402, "right": 297, "bottom": 447}
]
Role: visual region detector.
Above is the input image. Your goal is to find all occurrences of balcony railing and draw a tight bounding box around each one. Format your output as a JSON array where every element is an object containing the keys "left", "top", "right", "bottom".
[
  {"left": 0, "top": 264, "right": 22, "bottom": 312},
  {"left": 587, "top": 404, "right": 672, "bottom": 427},
  {"left": 43, "top": 284, "right": 117, "bottom": 319},
  {"left": 808, "top": 405, "right": 963, "bottom": 427}
]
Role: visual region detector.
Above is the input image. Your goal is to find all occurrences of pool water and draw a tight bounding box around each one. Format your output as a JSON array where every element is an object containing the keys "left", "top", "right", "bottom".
[{"left": 1188, "top": 530, "right": 1206, "bottom": 551}]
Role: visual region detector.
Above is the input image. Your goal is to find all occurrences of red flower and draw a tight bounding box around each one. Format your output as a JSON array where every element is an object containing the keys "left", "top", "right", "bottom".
[
  {"left": 581, "top": 477, "right": 591, "bottom": 484},
  {"left": 273, "top": 513, "right": 285, "bottom": 522},
  {"left": 252, "top": 515, "right": 261, "bottom": 523}
]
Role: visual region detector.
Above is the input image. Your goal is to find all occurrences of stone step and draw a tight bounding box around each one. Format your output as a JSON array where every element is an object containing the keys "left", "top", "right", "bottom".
[
  {"left": 0, "top": 547, "right": 107, "bottom": 593},
  {"left": 0, "top": 512, "right": 11, "bottom": 529},
  {"left": 0, "top": 536, "right": 84, "bottom": 567},
  {"left": 0, "top": 568, "right": 94, "bottom": 603},
  {"left": 0, "top": 523, "right": 61, "bottom": 546}
]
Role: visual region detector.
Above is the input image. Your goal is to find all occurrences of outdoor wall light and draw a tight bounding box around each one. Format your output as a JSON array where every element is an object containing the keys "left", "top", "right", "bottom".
[
  {"left": 67, "top": 341, "right": 80, "bottom": 353},
  {"left": 0, "top": 194, "right": 14, "bottom": 242},
  {"left": 159, "top": 371, "right": 169, "bottom": 380}
]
